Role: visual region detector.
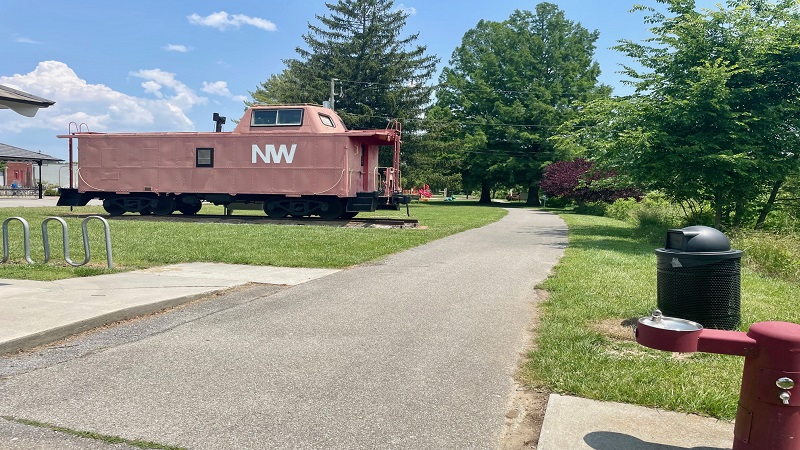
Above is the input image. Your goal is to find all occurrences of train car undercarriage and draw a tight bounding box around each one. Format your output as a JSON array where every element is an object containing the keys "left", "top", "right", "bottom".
[{"left": 57, "top": 189, "right": 407, "bottom": 220}]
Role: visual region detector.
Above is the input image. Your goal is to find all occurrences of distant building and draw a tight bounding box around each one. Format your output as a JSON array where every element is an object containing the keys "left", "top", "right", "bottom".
[
  {"left": 0, "top": 143, "right": 62, "bottom": 195},
  {"left": 5, "top": 161, "right": 34, "bottom": 188},
  {"left": 1, "top": 85, "right": 59, "bottom": 197},
  {"left": 40, "top": 162, "right": 78, "bottom": 188}
]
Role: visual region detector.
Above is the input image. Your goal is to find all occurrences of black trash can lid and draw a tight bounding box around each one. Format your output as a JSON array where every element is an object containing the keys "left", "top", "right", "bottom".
[{"left": 663, "top": 225, "right": 731, "bottom": 252}]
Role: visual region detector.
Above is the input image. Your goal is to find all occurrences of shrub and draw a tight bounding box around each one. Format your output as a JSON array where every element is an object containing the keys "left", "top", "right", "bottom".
[
  {"left": 603, "top": 193, "right": 684, "bottom": 245},
  {"left": 539, "top": 158, "right": 642, "bottom": 203},
  {"left": 759, "top": 207, "right": 800, "bottom": 233},
  {"left": 605, "top": 198, "right": 641, "bottom": 223},
  {"left": 575, "top": 201, "right": 608, "bottom": 216},
  {"left": 542, "top": 196, "right": 572, "bottom": 208},
  {"left": 731, "top": 231, "right": 800, "bottom": 283}
]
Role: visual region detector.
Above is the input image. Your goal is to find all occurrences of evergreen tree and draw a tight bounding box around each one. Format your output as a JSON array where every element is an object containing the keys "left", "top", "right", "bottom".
[{"left": 249, "top": 0, "right": 438, "bottom": 131}]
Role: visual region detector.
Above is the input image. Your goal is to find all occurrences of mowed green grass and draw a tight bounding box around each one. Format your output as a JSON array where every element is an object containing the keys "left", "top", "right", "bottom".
[
  {"left": 523, "top": 212, "right": 800, "bottom": 420},
  {"left": 0, "top": 202, "right": 507, "bottom": 280}
]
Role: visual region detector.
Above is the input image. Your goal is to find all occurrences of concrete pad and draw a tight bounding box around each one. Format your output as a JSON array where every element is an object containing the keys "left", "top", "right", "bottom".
[
  {"left": 138, "top": 262, "right": 339, "bottom": 285},
  {"left": 0, "top": 263, "right": 339, "bottom": 355},
  {"left": 538, "top": 394, "right": 734, "bottom": 449}
]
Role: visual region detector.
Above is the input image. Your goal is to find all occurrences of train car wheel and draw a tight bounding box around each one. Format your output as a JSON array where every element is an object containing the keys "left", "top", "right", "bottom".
[
  {"left": 288, "top": 200, "right": 309, "bottom": 218},
  {"left": 318, "top": 199, "right": 344, "bottom": 220},
  {"left": 103, "top": 198, "right": 125, "bottom": 216},
  {"left": 263, "top": 199, "right": 289, "bottom": 218},
  {"left": 340, "top": 211, "right": 358, "bottom": 220},
  {"left": 139, "top": 207, "right": 152, "bottom": 215},
  {"left": 152, "top": 197, "right": 175, "bottom": 216},
  {"left": 177, "top": 196, "right": 202, "bottom": 215}
]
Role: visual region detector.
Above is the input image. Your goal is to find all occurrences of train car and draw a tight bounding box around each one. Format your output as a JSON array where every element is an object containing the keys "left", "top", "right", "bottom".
[{"left": 57, "top": 104, "right": 409, "bottom": 219}]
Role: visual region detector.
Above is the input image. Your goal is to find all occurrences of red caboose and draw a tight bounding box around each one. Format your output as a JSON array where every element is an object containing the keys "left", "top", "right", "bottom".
[{"left": 57, "top": 104, "right": 408, "bottom": 219}]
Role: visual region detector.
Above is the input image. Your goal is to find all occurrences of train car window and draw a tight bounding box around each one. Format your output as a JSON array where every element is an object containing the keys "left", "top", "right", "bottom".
[
  {"left": 252, "top": 110, "right": 277, "bottom": 125},
  {"left": 277, "top": 109, "right": 303, "bottom": 125},
  {"left": 319, "top": 113, "right": 335, "bottom": 128},
  {"left": 196, "top": 148, "right": 214, "bottom": 167},
  {"left": 251, "top": 109, "right": 303, "bottom": 126}
]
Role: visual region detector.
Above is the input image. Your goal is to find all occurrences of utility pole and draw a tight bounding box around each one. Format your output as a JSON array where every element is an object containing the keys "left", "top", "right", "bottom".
[{"left": 329, "top": 78, "right": 338, "bottom": 111}]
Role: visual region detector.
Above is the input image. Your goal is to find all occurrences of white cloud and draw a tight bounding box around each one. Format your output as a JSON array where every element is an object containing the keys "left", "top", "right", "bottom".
[
  {"left": 188, "top": 11, "right": 277, "bottom": 31},
  {"left": 202, "top": 80, "right": 248, "bottom": 102},
  {"left": 201, "top": 81, "right": 231, "bottom": 96},
  {"left": 164, "top": 44, "right": 191, "bottom": 52},
  {"left": 129, "top": 68, "right": 207, "bottom": 112},
  {"left": 0, "top": 61, "right": 207, "bottom": 138},
  {"left": 13, "top": 34, "right": 40, "bottom": 44},
  {"left": 396, "top": 4, "right": 417, "bottom": 15},
  {"left": 141, "top": 80, "right": 164, "bottom": 98}
]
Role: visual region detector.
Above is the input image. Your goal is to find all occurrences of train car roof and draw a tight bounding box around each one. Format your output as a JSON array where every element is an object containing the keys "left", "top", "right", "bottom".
[
  {"left": 57, "top": 104, "right": 400, "bottom": 143},
  {"left": 233, "top": 104, "right": 348, "bottom": 134}
]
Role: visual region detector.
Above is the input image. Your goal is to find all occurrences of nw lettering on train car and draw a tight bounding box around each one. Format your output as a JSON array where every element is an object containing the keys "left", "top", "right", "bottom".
[{"left": 251, "top": 144, "right": 297, "bottom": 164}]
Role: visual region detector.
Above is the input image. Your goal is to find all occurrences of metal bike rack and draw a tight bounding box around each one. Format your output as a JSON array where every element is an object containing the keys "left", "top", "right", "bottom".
[
  {"left": 2, "top": 217, "right": 33, "bottom": 264},
  {"left": 1, "top": 215, "right": 113, "bottom": 269}
]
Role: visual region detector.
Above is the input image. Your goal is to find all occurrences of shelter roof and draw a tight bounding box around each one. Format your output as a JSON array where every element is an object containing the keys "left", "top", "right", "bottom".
[
  {"left": 0, "top": 84, "right": 55, "bottom": 117},
  {"left": 0, "top": 142, "right": 62, "bottom": 163}
]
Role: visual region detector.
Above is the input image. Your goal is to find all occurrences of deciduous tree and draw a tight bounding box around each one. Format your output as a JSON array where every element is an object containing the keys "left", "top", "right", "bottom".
[
  {"left": 569, "top": 0, "right": 800, "bottom": 228},
  {"left": 435, "top": 2, "right": 610, "bottom": 204}
]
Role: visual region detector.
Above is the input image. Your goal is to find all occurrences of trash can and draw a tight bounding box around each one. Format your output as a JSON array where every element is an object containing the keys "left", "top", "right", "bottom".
[{"left": 655, "top": 226, "right": 743, "bottom": 330}]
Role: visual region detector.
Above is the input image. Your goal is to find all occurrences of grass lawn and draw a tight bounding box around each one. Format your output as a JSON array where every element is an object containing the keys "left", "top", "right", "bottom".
[
  {"left": 523, "top": 211, "right": 800, "bottom": 420},
  {"left": 0, "top": 202, "right": 507, "bottom": 281}
]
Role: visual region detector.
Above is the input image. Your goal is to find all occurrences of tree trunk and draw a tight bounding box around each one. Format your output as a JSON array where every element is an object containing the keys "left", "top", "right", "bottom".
[
  {"left": 714, "top": 202, "right": 723, "bottom": 229},
  {"left": 733, "top": 201, "right": 744, "bottom": 228},
  {"left": 526, "top": 185, "right": 541, "bottom": 207},
  {"left": 755, "top": 179, "right": 783, "bottom": 230},
  {"left": 479, "top": 180, "right": 492, "bottom": 203}
]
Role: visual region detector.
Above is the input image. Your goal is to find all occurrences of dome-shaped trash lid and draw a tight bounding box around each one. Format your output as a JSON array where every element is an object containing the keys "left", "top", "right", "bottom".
[
  {"left": 664, "top": 225, "right": 731, "bottom": 252},
  {"left": 655, "top": 226, "right": 743, "bottom": 330}
]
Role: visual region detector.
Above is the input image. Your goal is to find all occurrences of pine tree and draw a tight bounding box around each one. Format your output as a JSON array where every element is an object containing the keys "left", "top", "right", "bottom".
[{"left": 249, "top": 0, "right": 438, "bottom": 131}]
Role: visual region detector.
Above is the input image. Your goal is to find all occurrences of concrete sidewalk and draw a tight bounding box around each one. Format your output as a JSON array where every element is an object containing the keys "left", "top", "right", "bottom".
[
  {"left": 538, "top": 394, "right": 734, "bottom": 450},
  {"left": 0, "top": 263, "right": 339, "bottom": 355}
]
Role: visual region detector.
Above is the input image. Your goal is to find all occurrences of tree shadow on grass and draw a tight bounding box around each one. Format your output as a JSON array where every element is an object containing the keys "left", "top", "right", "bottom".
[
  {"left": 417, "top": 203, "right": 665, "bottom": 256},
  {"left": 558, "top": 213, "right": 666, "bottom": 257},
  {"left": 413, "top": 200, "right": 531, "bottom": 209}
]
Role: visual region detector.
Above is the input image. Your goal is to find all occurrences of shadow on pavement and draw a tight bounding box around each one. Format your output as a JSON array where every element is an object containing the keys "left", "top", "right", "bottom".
[{"left": 584, "top": 431, "right": 730, "bottom": 450}]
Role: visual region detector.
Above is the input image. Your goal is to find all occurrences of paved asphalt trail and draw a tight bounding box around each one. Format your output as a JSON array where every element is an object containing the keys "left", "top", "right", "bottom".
[{"left": 0, "top": 209, "right": 567, "bottom": 449}]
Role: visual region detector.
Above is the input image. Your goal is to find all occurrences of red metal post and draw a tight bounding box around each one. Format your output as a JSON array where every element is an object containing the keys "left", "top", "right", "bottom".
[
  {"left": 636, "top": 318, "right": 800, "bottom": 449},
  {"left": 68, "top": 122, "right": 78, "bottom": 189},
  {"left": 733, "top": 321, "right": 800, "bottom": 449}
]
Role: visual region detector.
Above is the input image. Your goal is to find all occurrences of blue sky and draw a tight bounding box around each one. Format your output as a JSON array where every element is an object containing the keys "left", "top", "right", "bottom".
[{"left": 1, "top": 0, "right": 719, "bottom": 161}]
